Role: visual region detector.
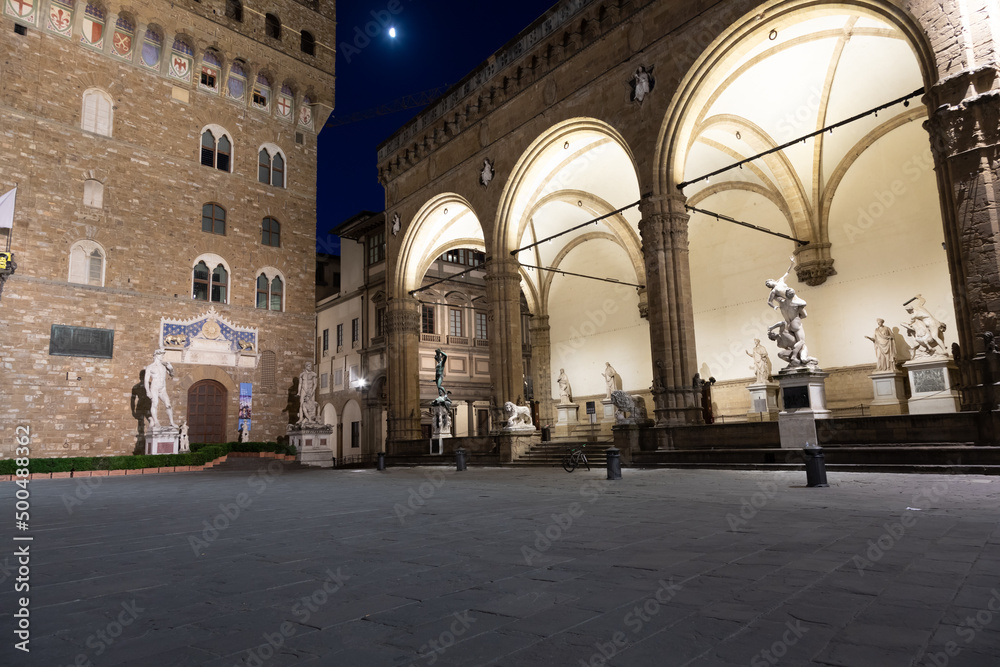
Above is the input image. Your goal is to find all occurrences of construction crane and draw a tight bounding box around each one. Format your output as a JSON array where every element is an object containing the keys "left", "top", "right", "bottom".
[{"left": 323, "top": 84, "right": 451, "bottom": 128}]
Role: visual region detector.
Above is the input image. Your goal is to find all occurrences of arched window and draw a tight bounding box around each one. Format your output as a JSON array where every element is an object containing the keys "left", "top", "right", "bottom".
[
  {"left": 193, "top": 259, "right": 228, "bottom": 303},
  {"left": 300, "top": 31, "right": 315, "bottom": 55},
  {"left": 202, "top": 203, "right": 226, "bottom": 235},
  {"left": 201, "top": 49, "right": 222, "bottom": 92},
  {"left": 81, "top": 89, "right": 113, "bottom": 136},
  {"left": 200, "top": 129, "right": 231, "bottom": 172},
  {"left": 265, "top": 13, "right": 281, "bottom": 40},
  {"left": 252, "top": 74, "right": 271, "bottom": 110},
  {"left": 68, "top": 240, "right": 106, "bottom": 286},
  {"left": 257, "top": 146, "right": 285, "bottom": 187},
  {"left": 255, "top": 269, "right": 285, "bottom": 311},
  {"left": 225, "top": 0, "right": 242, "bottom": 22},
  {"left": 262, "top": 217, "right": 280, "bottom": 247}
]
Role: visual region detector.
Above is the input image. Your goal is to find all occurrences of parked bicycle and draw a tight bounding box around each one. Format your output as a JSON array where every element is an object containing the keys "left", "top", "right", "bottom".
[{"left": 562, "top": 443, "right": 590, "bottom": 472}]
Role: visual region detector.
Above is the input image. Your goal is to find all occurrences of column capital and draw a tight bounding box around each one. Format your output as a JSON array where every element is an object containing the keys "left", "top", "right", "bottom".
[
  {"left": 385, "top": 296, "right": 420, "bottom": 335},
  {"left": 924, "top": 67, "right": 1000, "bottom": 160}
]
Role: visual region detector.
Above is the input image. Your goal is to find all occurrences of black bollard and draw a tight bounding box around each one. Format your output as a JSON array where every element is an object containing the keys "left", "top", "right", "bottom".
[
  {"left": 802, "top": 447, "right": 829, "bottom": 487},
  {"left": 377, "top": 451, "right": 386, "bottom": 471},
  {"left": 455, "top": 447, "right": 467, "bottom": 471},
  {"left": 605, "top": 447, "right": 622, "bottom": 480}
]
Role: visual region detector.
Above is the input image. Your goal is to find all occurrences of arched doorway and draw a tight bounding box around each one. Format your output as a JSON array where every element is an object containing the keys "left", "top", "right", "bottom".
[{"left": 188, "top": 380, "right": 228, "bottom": 443}]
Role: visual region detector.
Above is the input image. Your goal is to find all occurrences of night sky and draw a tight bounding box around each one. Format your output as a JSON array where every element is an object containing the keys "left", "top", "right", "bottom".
[{"left": 316, "top": 0, "right": 557, "bottom": 255}]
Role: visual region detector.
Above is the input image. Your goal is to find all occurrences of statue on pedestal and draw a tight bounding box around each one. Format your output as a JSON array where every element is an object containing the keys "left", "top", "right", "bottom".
[
  {"left": 745, "top": 338, "right": 771, "bottom": 384},
  {"left": 557, "top": 368, "right": 573, "bottom": 404},
  {"left": 764, "top": 258, "right": 818, "bottom": 369},
  {"left": 434, "top": 348, "right": 448, "bottom": 397},
  {"left": 602, "top": 362, "right": 619, "bottom": 399},
  {"left": 297, "top": 362, "right": 319, "bottom": 426},
  {"left": 901, "top": 295, "right": 947, "bottom": 359},
  {"left": 179, "top": 422, "right": 190, "bottom": 452},
  {"left": 144, "top": 349, "right": 176, "bottom": 428},
  {"left": 865, "top": 318, "right": 897, "bottom": 371}
]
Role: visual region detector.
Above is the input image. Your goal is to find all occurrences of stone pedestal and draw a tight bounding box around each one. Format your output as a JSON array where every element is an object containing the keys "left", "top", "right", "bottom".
[
  {"left": 747, "top": 382, "right": 780, "bottom": 421},
  {"left": 869, "top": 371, "right": 909, "bottom": 416},
  {"left": 601, "top": 398, "right": 614, "bottom": 421},
  {"left": 495, "top": 431, "right": 539, "bottom": 463},
  {"left": 144, "top": 426, "right": 180, "bottom": 455},
  {"left": 289, "top": 427, "right": 334, "bottom": 468},
  {"left": 556, "top": 402, "right": 579, "bottom": 425},
  {"left": 777, "top": 369, "right": 830, "bottom": 449},
  {"left": 903, "top": 357, "right": 960, "bottom": 414}
]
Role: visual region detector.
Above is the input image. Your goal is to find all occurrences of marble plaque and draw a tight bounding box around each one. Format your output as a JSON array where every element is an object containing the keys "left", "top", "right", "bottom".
[
  {"left": 912, "top": 368, "right": 946, "bottom": 394},
  {"left": 782, "top": 386, "right": 810, "bottom": 409},
  {"left": 49, "top": 325, "right": 114, "bottom": 359}
]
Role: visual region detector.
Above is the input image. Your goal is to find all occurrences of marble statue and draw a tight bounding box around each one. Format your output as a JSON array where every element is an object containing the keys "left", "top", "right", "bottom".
[
  {"left": 901, "top": 295, "right": 947, "bottom": 359},
  {"left": 557, "top": 368, "right": 573, "bottom": 403},
  {"left": 602, "top": 362, "right": 619, "bottom": 399},
  {"left": 431, "top": 404, "right": 452, "bottom": 434},
  {"left": 179, "top": 422, "right": 190, "bottom": 453},
  {"left": 864, "top": 318, "right": 897, "bottom": 372},
  {"left": 611, "top": 390, "right": 648, "bottom": 422},
  {"left": 391, "top": 212, "right": 401, "bottom": 236},
  {"left": 434, "top": 348, "right": 448, "bottom": 397},
  {"left": 745, "top": 338, "right": 771, "bottom": 384},
  {"left": 764, "top": 257, "right": 818, "bottom": 369},
  {"left": 144, "top": 349, "right": 176, "bottom": 428},
  {"left": 239, "top": 426, "right": 249, "bottom": 442},
  {"left": 631, "top": 65, "right": 654, "bottom": 103},
  {"left": 479, "top": 158, "right": 494, "bottom": 188},
  {"left": 503, "top": 401, "right": 533, "bottom": 429},
  {"left": 297, "top": 362, "right": 319, "bottom": 425}
]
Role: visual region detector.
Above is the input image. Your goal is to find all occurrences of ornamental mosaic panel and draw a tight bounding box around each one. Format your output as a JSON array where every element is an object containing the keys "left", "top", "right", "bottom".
[
  {"left": 169, "top": 38, "right": 193, "bottom": 82},
  {"left": 228, "top": 62, "right": 246, "bottom": 102},
  {"left": 141, "top": 29, "right": 162, "bottom": 70},
  {"left": 276, "top": 87, "right": 293, "bottom": 121},
  {"left": 46, "top": 0, "right": 73, "bottom": 37},
  {"left": 159, "top": 306, "right": 258, "bottom": 369},
  {"left": 80, "top": 3, "right": 104, "bottom": 50},
  {"left": 4, "top": 0, "right": 37, "bottom": 26},
  {"left": 298, "top": 96, "right": 313, "bottom": 128},
  {"left": 111, "top": 16, "right": 135, "bottom": 60}
]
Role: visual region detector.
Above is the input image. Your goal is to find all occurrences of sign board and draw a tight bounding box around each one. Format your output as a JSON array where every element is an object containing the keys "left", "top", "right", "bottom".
[
  {"left": 49, "top": 325, "right": 114, "bottom": 359},
  {"left": 586, "top": 401, "right": 596, "bottom": 415},
  {"left": 782, "top": 386, "right": 810, "bottom": 410},
  {"left": 0, "top": 251, "right": 12, "bottom": 274}
]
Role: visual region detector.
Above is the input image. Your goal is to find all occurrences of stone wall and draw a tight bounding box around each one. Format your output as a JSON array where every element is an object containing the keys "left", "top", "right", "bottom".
[{"left": 0, "top": 0, "right": 334, "bottom": 457}]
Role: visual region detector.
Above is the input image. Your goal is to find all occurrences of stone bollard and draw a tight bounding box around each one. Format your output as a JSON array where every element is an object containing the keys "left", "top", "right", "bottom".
[
  {"left": 605, "top": 447, "right": 622, "bottom": 480},
  {"left": 455, "top": 447, "right": 467, "bottom": 472},
  {"left": 802, "top": 447, "right": 829, "bottom": 487},
  {"left": 377, "top": 452, "right": 386, "bottom": 471}
]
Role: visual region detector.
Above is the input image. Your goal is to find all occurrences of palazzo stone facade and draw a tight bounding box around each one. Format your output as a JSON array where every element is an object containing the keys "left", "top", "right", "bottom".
[
  {"left": 376, "top": 0, "right": 998, "bottom": 445},
  {"left": 0, "top": 0, "right": 334, "bottom": 455}
]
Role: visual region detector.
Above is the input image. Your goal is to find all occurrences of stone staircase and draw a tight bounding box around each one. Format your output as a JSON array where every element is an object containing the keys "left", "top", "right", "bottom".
[{"left": 512, "top": 439, "right": 608, "bottom": 467}]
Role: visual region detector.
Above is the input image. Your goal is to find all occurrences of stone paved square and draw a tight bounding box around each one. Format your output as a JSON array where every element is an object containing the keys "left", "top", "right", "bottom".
[{"left": 2, "top": 465, "right": 1000, "bottom": 666}]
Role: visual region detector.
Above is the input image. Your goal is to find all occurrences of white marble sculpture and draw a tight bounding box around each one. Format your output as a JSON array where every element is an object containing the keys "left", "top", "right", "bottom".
[
  {"left": 503, "top": 401, "right": 533, "bottom": 430},
  {"left": 765, "top": 258, "right": 818, "bottom": 369},
  {"left": 745, "top": 338, "right": 771, "bottom": 384},
  {"left": 297, "top": 362, "right": 320, "bottom": 426},
  {"left": 557, "top": 368, "right": 573, "bottom": 404},
  {"left": 631, "top": 65, "right": 653, "bottom": 103},
  {"left": 179, "top": 422, "right": 190, "bottom": 452},
  {"left": 144, "top": 349, "right": 176, "bottom": 428},
  {"left": 610, "top": 390, "right": 649, "bottom": 423},
  {"left": 239, "top": 426, "right": 249, "bottom": 442},
  {"left": 431, "top": 404, "right": 452, "bottom": 434},
  {"left": 602, "top": 362, "right": 619, "bottom": 399},
  {"left": 865, "top": 318, "right": 897, "bottom": 371},
  {"left": 391, "top": 212, "right": 401, "bottom": 236},
  {"left": 479, "top": 158, "right": 494, "bottom": 188},
  {"left": 901, "top": 295, "right": 948, "bottom": 359}
]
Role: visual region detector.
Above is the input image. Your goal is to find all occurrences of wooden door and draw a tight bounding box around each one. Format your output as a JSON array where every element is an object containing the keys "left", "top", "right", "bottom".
[{"left": 187, "top": 380, "right": 228, "bottom": 443}]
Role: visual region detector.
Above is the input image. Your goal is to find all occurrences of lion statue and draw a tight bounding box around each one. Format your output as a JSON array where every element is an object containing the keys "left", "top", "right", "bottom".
[
  {"left": 503, "top": 401, "right": 534, "bottom": 430},
  {"left": 611, "top": 390, "right": 649, "bottom": 422}
]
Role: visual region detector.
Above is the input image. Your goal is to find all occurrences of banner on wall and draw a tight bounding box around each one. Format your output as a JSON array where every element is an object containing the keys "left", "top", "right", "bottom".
[{"left": 239, "top": 383, "right": 252, "bottom": 435}]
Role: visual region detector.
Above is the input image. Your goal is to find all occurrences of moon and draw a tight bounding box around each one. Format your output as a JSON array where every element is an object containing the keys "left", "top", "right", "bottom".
[{"left": 388, "top": 26, "right": 397, "bottom": 38}]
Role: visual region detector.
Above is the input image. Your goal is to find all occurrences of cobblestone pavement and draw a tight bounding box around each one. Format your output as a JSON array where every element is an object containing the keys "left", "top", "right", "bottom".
[{"left": 2, "top": 464, "right": 999, "bottom": 666}]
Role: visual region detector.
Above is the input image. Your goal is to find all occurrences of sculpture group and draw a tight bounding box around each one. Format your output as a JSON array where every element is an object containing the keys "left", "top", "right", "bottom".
[{"left": 765, "top": 257, "right": 818, "bottom": 370}]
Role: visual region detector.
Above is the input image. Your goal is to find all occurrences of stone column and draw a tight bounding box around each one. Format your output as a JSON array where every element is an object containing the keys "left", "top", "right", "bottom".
[
  {"left": 385, "top": 296, "right": 421, "bottom": 443},
  {"left": 925, "top": 66, "right": 1000, "bottom": 407},
  {"left": 639, "top": 193, "right": 702, "bottom": 425},
  {"left": 485, "top": 257, "right": 525, "bottom": 408},
  {"left": 529, "top": 315, "right": 554, "bottom": 426}
]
